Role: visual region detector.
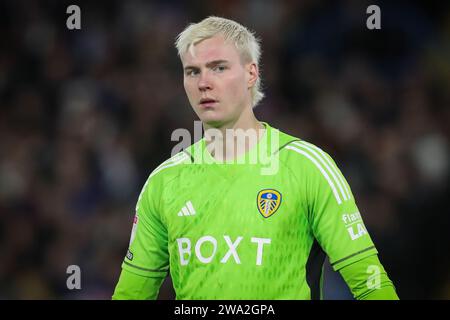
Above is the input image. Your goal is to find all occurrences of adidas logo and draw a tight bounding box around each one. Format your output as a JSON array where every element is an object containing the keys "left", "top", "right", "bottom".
[{"left": 177, "top": 201, "right": 196, "bottom": 216}]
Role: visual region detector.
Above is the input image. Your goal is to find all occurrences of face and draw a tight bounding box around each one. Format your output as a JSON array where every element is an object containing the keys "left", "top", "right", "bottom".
[{"left": 181, "top": 34, "right": 257, "bottom": 127}]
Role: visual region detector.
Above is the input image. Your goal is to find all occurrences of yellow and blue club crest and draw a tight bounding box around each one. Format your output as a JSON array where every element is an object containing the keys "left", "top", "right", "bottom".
[{"left": 257, "top": 189, "right": 282, "bottom": 218}]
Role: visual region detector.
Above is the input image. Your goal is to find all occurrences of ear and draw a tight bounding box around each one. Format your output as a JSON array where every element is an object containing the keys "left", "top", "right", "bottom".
[{"left": 246, "top": 62, "right": 258, "bottom": 89}]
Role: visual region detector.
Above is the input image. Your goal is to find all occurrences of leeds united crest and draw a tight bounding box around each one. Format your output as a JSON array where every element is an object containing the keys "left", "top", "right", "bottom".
[{"left": 257, "top": 189, "right": 282, "bottom": 218}]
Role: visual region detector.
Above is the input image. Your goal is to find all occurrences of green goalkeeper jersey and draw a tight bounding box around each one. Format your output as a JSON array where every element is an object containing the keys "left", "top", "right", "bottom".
[{"left": 113, "top": 122, "right": 394, "bottom": 299}]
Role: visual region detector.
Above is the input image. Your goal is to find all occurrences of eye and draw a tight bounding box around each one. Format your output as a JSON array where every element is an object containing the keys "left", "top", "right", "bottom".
[
  {"left": 213, "top": 65, "right": 227, "bottom": 73},
  {"left": 186, "top": 69, "right": 199, "bottom": 77}
]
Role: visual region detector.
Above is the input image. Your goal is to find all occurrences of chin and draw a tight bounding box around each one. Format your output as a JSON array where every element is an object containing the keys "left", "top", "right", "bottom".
[
  {"left": 198, "top": 112, "right": 227, "bottom": 127},
  {"left": 201, "top": 118, "right": 226, "bottom": 128}
]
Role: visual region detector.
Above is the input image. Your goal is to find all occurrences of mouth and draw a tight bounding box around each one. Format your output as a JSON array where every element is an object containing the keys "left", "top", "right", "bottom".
[{"left": 199, "top": 98, "right": 218, "bottom": 108}]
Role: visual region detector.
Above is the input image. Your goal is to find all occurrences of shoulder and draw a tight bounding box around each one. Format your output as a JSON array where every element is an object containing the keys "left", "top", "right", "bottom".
[
  {"left": 145, "top": 146, "right": 196, "bottom": 183},
  {"left": 274, "top": 128, "right": 341, "bottom": 181},
  {"left": 138, "top": 149, "right": 193, "bottom": 204},
  {"left": 271, "top": 127, "right": 332, "bottom": 170},
  {"left": 278, "top": 138, "right": 336, "bottom": 172},
  {"left": 276, "top": 131, "right": 353, "bottom": 204}
]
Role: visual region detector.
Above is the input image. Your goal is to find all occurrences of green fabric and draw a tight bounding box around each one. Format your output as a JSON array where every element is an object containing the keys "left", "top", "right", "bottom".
[
  {"left": 113, "top": 122, "right": 392, "bottom": 299},
  {"left": 112, "top": 268, "right": 165, "bottom": 300},
  {"left": 339, "top": 254, "right": 399, "bottom": 300}
]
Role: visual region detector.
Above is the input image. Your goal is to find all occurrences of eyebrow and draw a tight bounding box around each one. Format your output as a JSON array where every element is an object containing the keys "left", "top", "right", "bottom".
[{"left": 184, "top": 60, "right": 229, "bottom": 71}]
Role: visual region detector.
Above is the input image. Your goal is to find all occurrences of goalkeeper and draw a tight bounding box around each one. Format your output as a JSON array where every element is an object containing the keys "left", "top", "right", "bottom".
[{"left": 113, "top": 16, "right": 399, "bottom": 300}]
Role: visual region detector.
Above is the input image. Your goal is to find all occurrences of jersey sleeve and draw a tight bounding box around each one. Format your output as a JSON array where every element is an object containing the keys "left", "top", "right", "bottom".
[
  {"left": 339, "top": 254, "right": 399, "bottom": 300},
  {"left": 113, "top": 268, "right": 165, "bottom": 300},
  {"left": 112, "top": 173, "right": 169, "bottom": 299},
  {"left": 302, "top": 142, "right": 378, "bottom": 271}
]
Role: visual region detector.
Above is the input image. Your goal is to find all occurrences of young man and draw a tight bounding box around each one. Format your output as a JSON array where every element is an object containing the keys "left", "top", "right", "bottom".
[{"left": 112, "top": 17, "right": 398, "bottom": 300}]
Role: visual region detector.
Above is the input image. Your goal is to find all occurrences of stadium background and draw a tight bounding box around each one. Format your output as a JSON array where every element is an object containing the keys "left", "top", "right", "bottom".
[{"left": 0, "top": 0, "right": 449, "bottom": 299}]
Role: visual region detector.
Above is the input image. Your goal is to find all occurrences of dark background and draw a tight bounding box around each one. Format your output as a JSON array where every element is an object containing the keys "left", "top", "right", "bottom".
[{"left": 0, "top": 0, "right": 449, "bottom": 299}]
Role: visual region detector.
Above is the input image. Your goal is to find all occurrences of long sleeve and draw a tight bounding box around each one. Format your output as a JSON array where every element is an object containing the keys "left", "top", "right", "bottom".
[
  {"left": 295, "top": 141, "right": 398, "bottom": 299},
  {"left": 339, "top": 254, "right": 399, "bottom": 300},
  {"left": 112, "top": 268, "right": 166, "bottom": 300},
  {"left": 112, "top": 172, "right": 169, "bottom": 300}
]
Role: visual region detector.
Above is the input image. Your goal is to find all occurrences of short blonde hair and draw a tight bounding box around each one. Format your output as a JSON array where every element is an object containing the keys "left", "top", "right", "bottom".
[{"left": 175, "top": 16, "right": 264, "bottom": 108}]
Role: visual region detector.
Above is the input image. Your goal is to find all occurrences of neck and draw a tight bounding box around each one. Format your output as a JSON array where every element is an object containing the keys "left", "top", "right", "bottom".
[{"left": 203, "top": 108, "right": 265, "bottom": 161}]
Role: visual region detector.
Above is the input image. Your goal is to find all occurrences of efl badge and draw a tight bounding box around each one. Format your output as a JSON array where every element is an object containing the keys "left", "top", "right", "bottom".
[
  {"left": 129, "top": 214, "right": 138, "bottom": 246},
  {"left": 257, "top": 189, "right": 282, "bottom": 218}
]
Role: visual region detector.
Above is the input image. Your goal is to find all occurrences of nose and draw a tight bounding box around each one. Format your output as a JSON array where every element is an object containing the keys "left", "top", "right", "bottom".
[{"left": 198, "top": 72, "right": 212, "bottom": 92}]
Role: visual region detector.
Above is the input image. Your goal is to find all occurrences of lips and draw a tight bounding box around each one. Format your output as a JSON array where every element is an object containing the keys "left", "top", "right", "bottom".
[
  {"left": 200, "top": 98, "right": 217, "bottom": 104},
  {"left": 199, "top": 98, "right": 218, "bottom": 108}
]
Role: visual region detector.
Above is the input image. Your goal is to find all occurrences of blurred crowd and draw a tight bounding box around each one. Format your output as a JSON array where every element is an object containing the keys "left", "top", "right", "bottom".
[{"left": 0, "top": 0, "right": 449, "bottom": 299}]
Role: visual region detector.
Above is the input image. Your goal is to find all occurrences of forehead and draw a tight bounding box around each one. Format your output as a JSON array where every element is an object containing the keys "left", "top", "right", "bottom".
[{"left": 181, "top": 35, "right": 240, "bottom": 65}]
